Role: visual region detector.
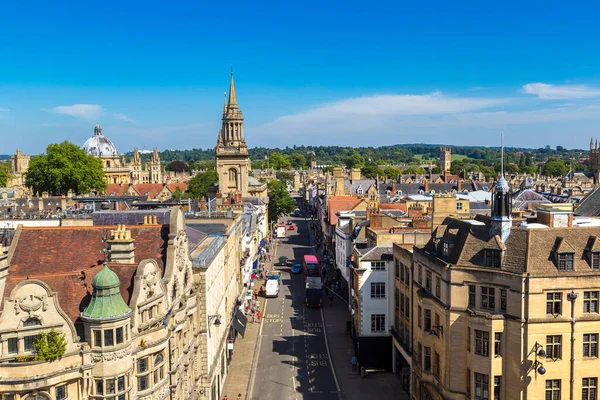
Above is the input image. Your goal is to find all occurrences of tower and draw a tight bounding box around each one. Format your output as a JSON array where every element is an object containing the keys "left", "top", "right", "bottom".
[
  {"left": 590, "top": 137, "right": 600, "bottom": 185},
  {"left": 440, "top": 146, "right": 451, "bottom": 173},
  {"left": 215, "top": 70, "right": 251, "bottom": 198},
  {"left": 490, "top": 133, "right": 512, "bottom": 242},
  {"left": 150, "top": 147, "right": 162, "bottom": 183}
]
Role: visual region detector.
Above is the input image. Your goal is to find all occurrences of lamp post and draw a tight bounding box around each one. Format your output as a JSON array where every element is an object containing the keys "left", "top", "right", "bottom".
[
  {"left": 428, "top": 325, "right": 444, "bottom": 338},
  {"left": 530, "top": 342, "right": 547, "bottom": 376}
]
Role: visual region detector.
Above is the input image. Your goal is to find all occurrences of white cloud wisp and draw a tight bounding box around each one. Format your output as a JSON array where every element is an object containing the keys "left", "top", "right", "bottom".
[
  {"left": 523, "top": 83, "right": 600, "bottom": 100},
  {"left": 44, "top": 104, "right": 103, "bottom": 119},
  {"left": 113, "top": 113, "right": 134, "bottom": 122}
]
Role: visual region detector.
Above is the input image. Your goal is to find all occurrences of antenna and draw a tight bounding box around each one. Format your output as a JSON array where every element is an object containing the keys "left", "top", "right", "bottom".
[{"left": 501, "top": 132, "right": 504, "bottom": 179}]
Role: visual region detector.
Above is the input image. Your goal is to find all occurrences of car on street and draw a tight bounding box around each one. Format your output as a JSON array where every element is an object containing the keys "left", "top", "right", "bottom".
[
  {"left": 291, "top": 263, "right": 302, "bottom": 274},
  {"left": 288, "top": 225, "right": 295, "bottom": 230}
]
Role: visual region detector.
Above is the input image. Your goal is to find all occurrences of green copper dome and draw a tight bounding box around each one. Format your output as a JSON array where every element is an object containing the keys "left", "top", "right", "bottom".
[{"left": 82, "top": 264, "right": 131, "bottom": 320}]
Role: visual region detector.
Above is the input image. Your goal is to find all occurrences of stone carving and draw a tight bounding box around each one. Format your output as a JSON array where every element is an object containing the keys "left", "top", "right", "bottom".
[
  {"left": 142, "top": 264, "right": 159, "bottom": 298},
  {"left": 90, "top": 348, "right": 131, "bottom": 363},
  {"left": 175, "top": 234, "right": 187, "bottom": 272},
  {"left": 14, "top": 294, "right": 48, "bottom": 316}
]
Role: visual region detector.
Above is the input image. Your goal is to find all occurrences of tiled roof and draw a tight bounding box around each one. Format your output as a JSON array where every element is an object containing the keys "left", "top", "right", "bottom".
[
  {"left": 4, "top": 225, "right": 168, "bottom": 325},
  {"left": 327, "top": 196, "right": 363, "bottom": 226},
  {"left": 167, "top": 182, "right": 187, "bottom": 193},
  {"left": 105, "top": 183, "right": 130, "bottom": 196},
  {"left": 131, "top": 184, "right": 165, "bottom": 200},
  {"left": 380, "top": 203, "right": 407, "bottom": 212}
]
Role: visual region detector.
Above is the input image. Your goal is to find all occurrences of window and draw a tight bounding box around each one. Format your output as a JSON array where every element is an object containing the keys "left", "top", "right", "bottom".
[
  {"left": 94, "top": 330, "right": 102, "bottom": 347},
  {"left": 96, "top": 379, "right": 104, "bottom": 395},
  {"left": 442, "top": 242, "right": 450, "bottom": 257},
  {"left": 426, "top": 270, "right": 432, "bottom": 291},
  {"left": 547, "top": 292, "right": 562, "bottom": 315},
  {"left": 494, "top": 376, "right": 501, "bottom": 400},
  {"left": 583, "top": 378, "right": 597, "bottom": 400},
  {"left": 7, "top": 337, "right": 17, "bottom": 354},
  {"left": 500, "top": 289, "right": 507, "bottom": 313},
  {"left": 395, "top": 288, "right": 400, "bottom": 311},
  {"left": 418, "top": 306, "right": 422, "bottom": 329},
  {"left": 467, "top": 369, "right": 472, "bottom": 397},
  {"left": 557, "top": 253, "right": 574, "bottom": 270},
  {"left": 485, "top": 250, "right": 501, "bottom": 267},
  {"left": 545, "top": 380, "right": 561, "bottom": 400},
  {"left": 435, "top": 313, "right": 441, "bottom": 331},
  {"left": 546, "top": 335, "right": 562, "bottom": 360},
  {"left": 474, "top": 373, "right": 490, "bottom": 400},
  {"left": 416, "top": 342, "right": 422, "bottom": 367},
  {"left": 424, "top": 347, "right": 431, "bottom": 371},
  {"left": 118, "top": 376, "right": 126, "bottom": 392},
  {"left": 395, "top": 261, "right": 400, "bottom": 280},
  {"left": 494, "top": 333, "right": 502, "bottom": 357},
  {"left": 23, "top": 317, "right": 42, "bottom": 327},
  {"left": 475, "top": 330, "right": 490, "bottom": 356},
  {"left": 370, "top": 282, "right": 386, "bottom": 298},
  {"left": 3, "top": 395, "right": 14, "bottom": 400},
  {"left": 107, "top": 378, "right": 116, "bottom": 394},
  {"left": 424, "top": 309, "right": 432, "bottom": 331},
  {"left": 469, "top": 285, "right": 476, "bottom": 307},
  {"left": 116, "top": 327, "right": 124, "bottom": 344},
  {"left": 592, "top": 252, "right": 600, "bottom": 270},
  {"left": 467, "top": 327, "right": 471, "bottom": 352},
  {"left": 24, "top": 335, "right": 38, "bottom": 352},
  {"left": 138, "top": 357, "right": 148, "bottom": 373},
  {"left": 104, "top": 329, "right": 114, "bottom": 346},
  {"left": 371, "top": 314, "right": 385, "bottom": 332},
  {"left": 583, "top": 334, "right": 598, "bottom": 358},
  {"left": 481, "top": 287, "right": 495, "bottom": 310},
  {"left": 434, "top": 351, "right": 440, "bottom": 378},
  {"left": 371, "top": 261, "right": 386, "bottom": 270},
  {"left": 405, "top": 298, "right": 410, "bottom": 320},
  {"left": 457, "top": 202, "right": 463, "bottom": 211},
  {"left": 435, "top": 276, "right": 441, "bottom": 298},
  {"left": 138, "top": 375, "right": 149, "bottom": 391},
  {"left": 585, "top": 291, "right": 599, "bottom": 313},
  {"left": 56, "top": 384, "right": 67, "bottom": 400},
  {"left": 418, "top": 264, "right": 423, "bottom": 285},
  {"left": 404, "top": 265, "right": 410, "bottom": 284}
]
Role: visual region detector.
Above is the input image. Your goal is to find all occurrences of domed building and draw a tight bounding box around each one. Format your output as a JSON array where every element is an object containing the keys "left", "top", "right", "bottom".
[{"left": 81, "top": 123, "right": 163, "bottom": 185}]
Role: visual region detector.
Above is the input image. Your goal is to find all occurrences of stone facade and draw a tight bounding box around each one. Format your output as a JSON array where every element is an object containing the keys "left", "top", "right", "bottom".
[{"left": 440, "top": 146, "right": 451, "bottom": 173}]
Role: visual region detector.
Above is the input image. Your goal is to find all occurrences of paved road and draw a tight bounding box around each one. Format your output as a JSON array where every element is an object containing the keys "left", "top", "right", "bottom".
[{"left": 249, "top": 216, "right": 340, "bottom": 400}]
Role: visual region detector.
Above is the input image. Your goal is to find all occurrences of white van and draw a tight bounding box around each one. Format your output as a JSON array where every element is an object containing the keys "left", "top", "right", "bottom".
[{"left": 265, "top": 279, "right": 279, "bottom": 298}]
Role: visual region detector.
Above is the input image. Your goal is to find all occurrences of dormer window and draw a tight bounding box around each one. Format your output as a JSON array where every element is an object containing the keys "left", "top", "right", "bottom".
[
  {"left": 442, "top": 242, "right": 450, "bottom": 258},
  {"left": 357, "top": 187, "right": 364, "bottom": 194},
  {"left": 485, "top": 249, "right": 502, "bottom": 268},
  {"left": 591, "top": 252, "right": 600, "bottom": 270},
  {"left": 396, "top": 190, "right": 402, "bottom": 196},
  {"left": 557, "top": 253, "right": 574, "bottom": 271}
]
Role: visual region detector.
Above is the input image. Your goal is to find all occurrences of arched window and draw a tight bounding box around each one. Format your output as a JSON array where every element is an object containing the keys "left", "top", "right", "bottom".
[
  {"left": 154, "top": 353, "right": 164, "bottom": 365},
  {"left": 228, "top": 168, "right": 238, "bottom": 188},
  {"left": 106, "top": 160, "right": 111, "bottom": 168},
  {"left": 24, "top": 317, "right": 42, "bottom": 327}
]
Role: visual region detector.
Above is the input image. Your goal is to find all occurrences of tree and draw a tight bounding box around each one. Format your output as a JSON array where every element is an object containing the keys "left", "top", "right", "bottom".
[
  {"left": 361, "top": 163, "right": 384, "bottom": 179},
  {"left": 33, "top": 329, "right": 67, "bottom": 361},
  {"left": 269, "top": 152, "right": 291, "bottom": 170},
  {"left": 289, "top": 153, "right": 306, "bottom": 169},
  {"left": 0, "top": 164, "right": 8, "bottom": 187},
  {"left": 276, "top": 171, "right": 294, "bottom": 187},
  {"left": 171, "top": 187, "right": 185, "bottom": 199},
  {"left": 542, "top": 158, "right": 569, "bottom": 178},
  {"left": 383, "top": 166, "right": 402, "bottom": 179},
  {"left": 431, "top": 166, "right": 442, "bottom": 174},
  {"left": 185, "top": 170, "right": 218, "bottom": 198},
  {"left": 190, "top": 160, "right": 215, "bottom": 171},
  {"left": 267, "top": 180, "right": 297, "bottom": 224},
  {"left": 345, "top": 151, "right": 365, "bottom": 169},
  {"left": 25, "top": 141, "right": 106, "bottom": 195}
]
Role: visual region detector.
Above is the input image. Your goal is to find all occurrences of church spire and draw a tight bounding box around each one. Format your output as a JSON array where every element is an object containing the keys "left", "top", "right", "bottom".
[
  {"left": 223, "top": 92, "right": 227, "bottom": 113},
  {"left": 228, "top": 68, "right": 238, "bottom": 109}
]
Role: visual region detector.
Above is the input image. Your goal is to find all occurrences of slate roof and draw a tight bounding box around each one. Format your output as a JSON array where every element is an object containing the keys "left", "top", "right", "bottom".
[
  {"left": 357, "top": 246, "right": 394, "bottom": 261},
  {"left": 422, "top": 217, "right": 600, "bottom": 277},
  {"left": 575, "top": 187, "right": 600, "bottom": 216},
  {"left": 4, "top": 225, "right": 169, "bottom": 325},
  {"left": 186, "top": 223, "right": 228, "bottom": 235},
  {"left": 344, "top": 179, "right": 376, "bottom": 195},
  {"left": 93, "top": 209, "right": 172, "bottom": 226}
]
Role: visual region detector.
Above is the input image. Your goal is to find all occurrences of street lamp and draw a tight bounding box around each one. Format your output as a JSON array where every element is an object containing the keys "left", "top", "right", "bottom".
[
  {"left": 208, "top": 315, "right": 222, "bottom": 327},
  {"left": 428, "top": 325, "right": 444, "bottom": 338},
  {"left": 530, "top": 342, "right": 547, "bottom": 375}
]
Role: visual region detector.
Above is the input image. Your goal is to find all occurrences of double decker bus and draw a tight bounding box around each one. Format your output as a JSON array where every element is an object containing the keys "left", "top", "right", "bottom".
[{"left": 303, "top": 255, "right": 323, "bottom": 307}]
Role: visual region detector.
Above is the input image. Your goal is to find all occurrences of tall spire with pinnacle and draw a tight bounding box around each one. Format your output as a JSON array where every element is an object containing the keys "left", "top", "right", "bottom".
[
  {"left": 223, "top": 92, "right": 227, "bottom": 114},
  {"left": 228, "top": 67, "right": 238, "bottom": 109}
]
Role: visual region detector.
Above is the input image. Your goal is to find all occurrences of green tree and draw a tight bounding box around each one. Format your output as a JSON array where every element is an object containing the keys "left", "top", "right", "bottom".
[
  {"left": 0, "top": 164, "right": 8, "bottom": 187},
  {"left": 269, "top": 152, "right": 291, "bottom": 170},
  {"left": 25, "top": 141, "right": 106, "bottom": 195},
  {"left": 383, "top": 166, "right": 402, "bottom": 179},
  {"left": 185, "top": 170, "right": 218, "bottom": 198},
  {"left": 542, "top": 158, "right": 569, "bottom": 177},
  {"left": 289, "top": 153, "right": 306, "bottom": 169},
  {"left": 172, "top": 187, "right": 185, "bottom": 199},
  {"left": 267, "top": 180, "right": 297, "bottom": 224},
  {"left": 276, "top": 171, "right": 294, "bottom": 187},
  {"left": 431, "top": 166, "right": 442, "bottom": 174},
  {"left": 33, "top": 328, "right": 67, "bottom": 361},
  {"left": 345, "top": 151, "right": 365, "bottom": 169},
  {"left": 190, "top": 160, "right": 215, "bottom": 171},
  {"left": 361, "top": 163, "right": 384, "bottom": 179}
]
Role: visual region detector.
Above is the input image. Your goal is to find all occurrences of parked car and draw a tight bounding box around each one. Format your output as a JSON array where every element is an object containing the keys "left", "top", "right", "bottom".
[{"left": 291, "top": 264, "right": 302, "bottom": 274}]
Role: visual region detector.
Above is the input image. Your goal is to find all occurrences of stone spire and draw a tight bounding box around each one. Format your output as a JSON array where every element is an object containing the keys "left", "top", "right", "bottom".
[
  {"left": 223, "top": 92, "right": 227, "bottom": 114},
  {"left": 591, "top": 137, "right": 594, "bottom": 151},
  {"left": 227, "top": 68, "right": 238, "bottom": 109}
]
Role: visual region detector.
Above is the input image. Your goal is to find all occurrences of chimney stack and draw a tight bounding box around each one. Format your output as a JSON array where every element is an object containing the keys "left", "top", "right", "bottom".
[{"left": 108, "top": 224, "right": 136, "bottom": 264}]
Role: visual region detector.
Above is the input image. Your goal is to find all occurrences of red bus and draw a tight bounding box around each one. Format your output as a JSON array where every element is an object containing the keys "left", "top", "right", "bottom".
[{"left": 303, "top": 254, "right": 320, "bottom": 279}]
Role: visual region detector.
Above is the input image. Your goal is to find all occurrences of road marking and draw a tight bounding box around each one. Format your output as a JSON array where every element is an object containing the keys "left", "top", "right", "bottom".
[
  {"left": 247, "top": 297, "right": 268, "bottom": 399},
  {"left": 321, "top": 306, "right": 342, "bottom": 400}
]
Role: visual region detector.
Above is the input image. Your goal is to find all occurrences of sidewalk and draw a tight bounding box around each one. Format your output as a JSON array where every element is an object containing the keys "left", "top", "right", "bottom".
[
  {"left": 222, "top": 241, "right": 277, "bottom": 400},
  {"left": 322, "top": 298, "right": 410, "bottom": 400}
]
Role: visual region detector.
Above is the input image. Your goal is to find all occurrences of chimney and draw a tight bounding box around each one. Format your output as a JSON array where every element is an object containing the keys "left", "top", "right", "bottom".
[
  {"left": 350, "top": 168, "right": 361, "bottom": 182},
  {"left": 370, "top": 209, "right": 382, "bottom": 228},
  {"left": 108, "top": 224, "right": 136, "bottom": 264},
  {"left": 457, "top": 180, "right": 462, "bottom": 191},
  {"left": 391, "top": 181, "right": 397, "bottom": 194},
  {"left": 235, "top": 192, "right": 243, "bottom": 204},
  {"left": 408, "top": 204, "right": 424, "bottom": 218},
  {"left": 424, "top": 179, "right": 429, "bottom": 192}
]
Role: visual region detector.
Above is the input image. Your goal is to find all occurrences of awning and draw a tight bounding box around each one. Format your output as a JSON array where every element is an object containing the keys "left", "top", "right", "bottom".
[
  {"left": 233, "top": 308, "right": 248, "bottom": 338},
  {"left": 253, "top": 259, "right": 259, "bottom": 269}
]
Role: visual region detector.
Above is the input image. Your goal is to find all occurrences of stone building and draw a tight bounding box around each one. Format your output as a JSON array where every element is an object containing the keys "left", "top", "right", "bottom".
[
  {"left": 591, "top": 137, "right": 600, "bottom": 184},
  {"left": 440, "top": 146, "right": 451, "bottom": 173},
  {"left": 7, "top": 149, "right": 30, "bottom": 188},
  {"left": 0, "top": 207, "right": 241, "bottom": 400}
]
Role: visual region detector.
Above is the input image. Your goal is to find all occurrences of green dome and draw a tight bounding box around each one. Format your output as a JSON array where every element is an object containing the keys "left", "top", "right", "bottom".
[{"left": 82, "top": 264, "right": 131, "bottom": 320}]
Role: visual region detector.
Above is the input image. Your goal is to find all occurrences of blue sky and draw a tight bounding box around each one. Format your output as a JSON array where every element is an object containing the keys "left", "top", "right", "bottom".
[{"left": 1, "top": 1, "right": 600, "bottom": 154}]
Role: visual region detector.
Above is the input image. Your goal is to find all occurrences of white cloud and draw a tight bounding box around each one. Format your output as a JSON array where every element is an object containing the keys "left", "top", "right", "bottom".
[
  {"left": 0, "top": 108, "right": 10, "bottom": 112},
  {"left": 44, "top": 104, "right": 103, "bottom": 119},
  {"left": 523, "top": 83, "right": 600, "bottom": 100},
  {"left": 113, "top": 113, "right": 134, "bottom": 122}
]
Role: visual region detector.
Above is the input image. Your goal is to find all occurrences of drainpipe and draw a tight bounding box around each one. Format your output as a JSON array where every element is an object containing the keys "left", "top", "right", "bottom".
[{"left": 567, "top": 290, "right": 578, "bottom": 400}]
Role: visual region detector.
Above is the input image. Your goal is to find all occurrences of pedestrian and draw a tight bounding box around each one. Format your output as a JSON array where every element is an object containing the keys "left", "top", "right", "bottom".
[
  {"left": 251, "top": 298, "right": 256, "bottom": 308},
  {"left": 236, "top": 394, "right": 243, "bottom": 400},
  {"left": 251, "top": 307, "right": 255, "bottom": 322},
  {"left": 222, "top": 395, "right": 228, "bottom": 400},
  {"left": 351, "top": 355, "right": 358, "bottom": 372},
  {"left": 257, "top": 310, "right": 262, "bottom": 321}
]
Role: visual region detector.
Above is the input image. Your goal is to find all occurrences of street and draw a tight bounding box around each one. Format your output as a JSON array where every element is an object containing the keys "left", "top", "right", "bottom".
[{"left": 248, "top": 216, "right": 340, "bottom": 400}]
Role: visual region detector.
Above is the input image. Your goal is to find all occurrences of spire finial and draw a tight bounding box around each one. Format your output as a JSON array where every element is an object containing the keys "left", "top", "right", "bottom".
[
  {"left": 227, "top": 67, "right": 238, "bottom": 108},
  {"left": 501, "top": 132, "right": 504, "bottom": 178},
  {"left": 223, "top": 92, "right": 227, "bottom": 113}
]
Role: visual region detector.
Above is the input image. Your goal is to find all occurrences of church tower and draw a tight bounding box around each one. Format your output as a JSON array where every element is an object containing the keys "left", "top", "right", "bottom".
[
  {"left": 490, "top": 133, "right": 512, "bottom": 242},
  {"left": 590, "top": 137, "right": 600, "bottom": 185},
  {"left": 150, "top": 147, "right": 162, "bottom": 183},
  {"left": 215, "top": 70, "right": 251, "bottom": 198},
  {"left": 440, "top": 146, "right": 451, "bottom": 173}
]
